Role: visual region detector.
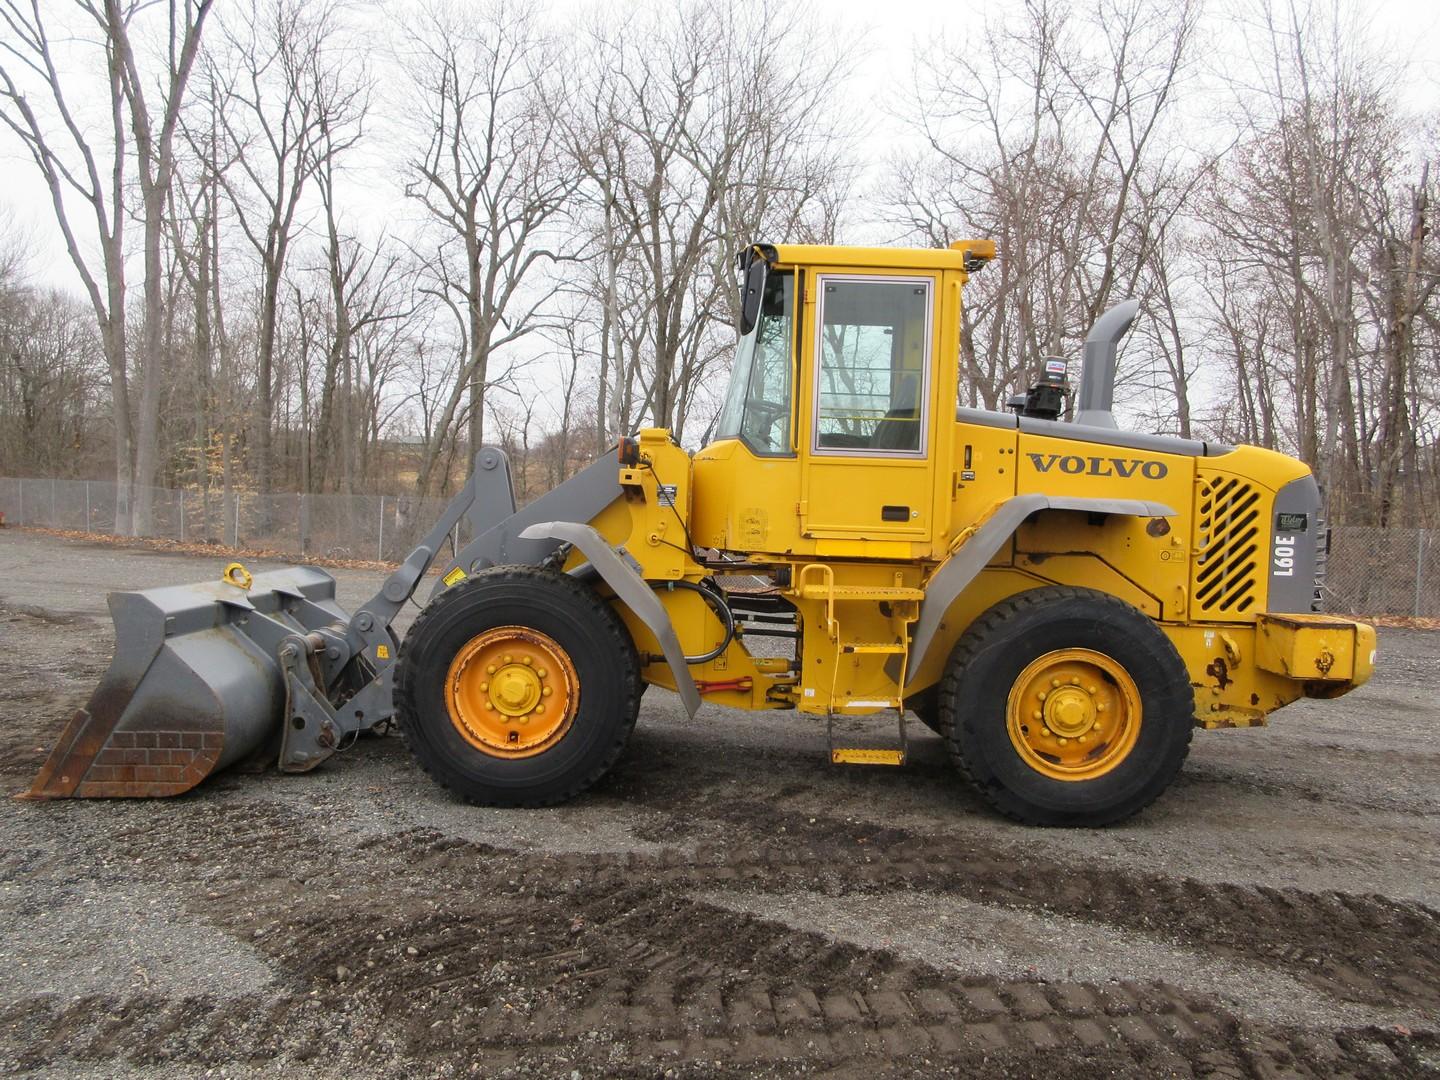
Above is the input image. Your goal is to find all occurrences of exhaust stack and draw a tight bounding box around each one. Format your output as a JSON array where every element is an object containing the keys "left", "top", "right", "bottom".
[{"left": 1073, "top": 299, "right": 1141, "bottom": 429}]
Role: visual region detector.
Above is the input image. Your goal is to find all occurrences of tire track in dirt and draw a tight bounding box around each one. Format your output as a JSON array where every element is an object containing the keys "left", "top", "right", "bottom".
[
  {"left": 4, "top": 885, "right": 1429, "bottom": 1078},
  {"left": 5, "top": 800, "right": 1424, "bottom": 1077},
  {"left": 374, "top": 806, "right": 1440, "bottom": 1020}
]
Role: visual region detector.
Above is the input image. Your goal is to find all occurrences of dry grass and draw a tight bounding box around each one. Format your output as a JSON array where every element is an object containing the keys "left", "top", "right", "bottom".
[
  {"left": 10, "top": 526, "right": 401, "bottom": 573},
  {"left": 6, "top": 525, "right": 1437, "bottom": 627}
]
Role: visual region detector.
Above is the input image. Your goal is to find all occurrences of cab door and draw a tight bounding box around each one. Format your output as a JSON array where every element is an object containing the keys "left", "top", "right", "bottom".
[{"left": 798, "top": 271, "right": 939, "bottom": 543}]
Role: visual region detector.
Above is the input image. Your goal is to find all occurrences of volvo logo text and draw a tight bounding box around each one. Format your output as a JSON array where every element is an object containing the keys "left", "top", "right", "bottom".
[{"left": 1026, "top": 453, "right": 1168, "bottom": 479}]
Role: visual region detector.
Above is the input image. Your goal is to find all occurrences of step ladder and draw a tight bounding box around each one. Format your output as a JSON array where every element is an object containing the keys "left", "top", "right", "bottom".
[
  {"left": 827, "top": 705, "right": 910, "bottom": 765},
  {"left": 798, "top": 564, "right": 920, "bottom": 767}
]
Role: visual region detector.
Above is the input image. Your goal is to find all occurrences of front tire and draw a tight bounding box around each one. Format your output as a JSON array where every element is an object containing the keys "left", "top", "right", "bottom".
[
  {"left": 395, "top": 566, "right": 639, "bottom": 807},
  {"left": 937, "top": 587, "right": 1194, "bottom": 826}
]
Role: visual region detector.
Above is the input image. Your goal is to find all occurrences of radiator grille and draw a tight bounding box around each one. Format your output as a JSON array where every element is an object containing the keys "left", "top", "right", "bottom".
[{"left": 1193, "top": 474, "right": 1262, "bottom": 615}]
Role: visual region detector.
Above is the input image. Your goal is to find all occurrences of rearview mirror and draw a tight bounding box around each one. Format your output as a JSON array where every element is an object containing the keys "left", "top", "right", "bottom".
[{"left": 738, "top": 255, "right": 767, "bottom": 335}]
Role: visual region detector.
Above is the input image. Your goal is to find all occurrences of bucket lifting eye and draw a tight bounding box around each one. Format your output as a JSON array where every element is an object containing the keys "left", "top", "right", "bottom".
[{"left": 222, "top": 562, "right": 253, "bottom": 591}]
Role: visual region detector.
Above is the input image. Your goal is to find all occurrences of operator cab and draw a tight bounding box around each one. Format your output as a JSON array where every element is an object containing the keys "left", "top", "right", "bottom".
[
  {"left": 695, "top": 241, "right": 994, "bottom": 557},
  {"left": 713, "top": 247, "right": 937, "bottom": 458}
]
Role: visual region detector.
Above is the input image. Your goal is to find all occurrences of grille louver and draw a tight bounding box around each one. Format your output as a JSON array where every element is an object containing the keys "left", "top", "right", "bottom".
[{"left": 1193, "top": 474, "right": 1262, "bottom": 615}]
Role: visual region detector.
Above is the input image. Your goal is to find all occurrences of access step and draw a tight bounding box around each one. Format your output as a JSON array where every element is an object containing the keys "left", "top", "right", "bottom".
[
  {"left": 840, "top": 642, "right": 906, "bottom": 655},
  {"left": 831, "top": 747, "right": 905, "bottom": 766},
  {"left": 827, "top": 708, "right": 909, "bottom": 767}
]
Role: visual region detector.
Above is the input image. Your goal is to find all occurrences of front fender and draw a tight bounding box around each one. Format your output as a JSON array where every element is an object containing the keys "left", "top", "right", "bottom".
[{"left": 518, "top": 521, "right": 702, "bottom": 717}]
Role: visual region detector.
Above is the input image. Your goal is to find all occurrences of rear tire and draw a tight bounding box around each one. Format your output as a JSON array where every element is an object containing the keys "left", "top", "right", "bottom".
[
  {"left": 937, "top": 587, "right": 1193, "bottom": 827},
  {"left": 396, "top": 566, "right": 639, "bottom": 807},
  {"left": 908, "top": 687, "right": 945, "bottom": 735}
]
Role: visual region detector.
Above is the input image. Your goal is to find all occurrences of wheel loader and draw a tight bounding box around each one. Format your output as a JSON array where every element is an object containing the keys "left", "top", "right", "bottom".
[{"left": 26, "top": 241, "right": 1376, "bottom": 825}]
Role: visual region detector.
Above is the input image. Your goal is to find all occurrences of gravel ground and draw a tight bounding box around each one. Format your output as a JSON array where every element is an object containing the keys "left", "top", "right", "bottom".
[{"left": 1, "top": 528, "right": 1437, "bottom": 1078}]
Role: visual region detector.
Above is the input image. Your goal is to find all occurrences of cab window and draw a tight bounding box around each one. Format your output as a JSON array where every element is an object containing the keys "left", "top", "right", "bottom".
[
  {"left": 813, "top": 277, "right": 931, "bottom": 455},
  {"left": 713, "top": 270, "right": 794, "bottom": 455}
]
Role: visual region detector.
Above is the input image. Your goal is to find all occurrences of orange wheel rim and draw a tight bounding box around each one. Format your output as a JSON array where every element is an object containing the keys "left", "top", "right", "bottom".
[
  {"left": 1006, "top": 648, "right": 1141, "bottom": 781},
  {"left": 445, "top": 626, "right": 579, "bottom": 758}
]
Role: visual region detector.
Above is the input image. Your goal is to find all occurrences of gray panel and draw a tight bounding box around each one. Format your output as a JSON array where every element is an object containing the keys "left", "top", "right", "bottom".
[
  {"left": 955, "top": 406, "right": 1018, "bottom": 430},
  {"left": 518, "top": 521, "right": 703, "bottom": 718},
  {"left": 897, "top": 494, "right": 1177, "bottom": 688},
  {"left": 1074, "top": 299, "right": 1141, "bottom": 428},
  {"left": 1018, "top": 415, "right": 1210, "bottom": 456},
  {"left": 465, "top": 446, "right": 518, "bottom": 537},
  {"left": 1268, "top": 475, "right": 1322, "bottom": 613},
  {"left": 955, "top": 406, "right": 1232, "bottom": 458},
  {"left": 433, "top": 449, "right": 624, "bottom": 600}
]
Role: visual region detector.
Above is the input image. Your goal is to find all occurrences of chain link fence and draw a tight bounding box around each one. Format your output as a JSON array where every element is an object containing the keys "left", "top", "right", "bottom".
[
  {"left": 0, "top": 476, "right": 1435, "bottom": 616},
  {"left": 1322, "top": 525, "right": 1436, "bottom": 618},
  {"left": 0, "top": 477, "right": 459, "bottom": 563}
]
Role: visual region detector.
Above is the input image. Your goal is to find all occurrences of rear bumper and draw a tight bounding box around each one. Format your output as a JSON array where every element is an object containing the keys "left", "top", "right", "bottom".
[{"left": 1254, "top": 612, "right": 1377, "bottom": 696}]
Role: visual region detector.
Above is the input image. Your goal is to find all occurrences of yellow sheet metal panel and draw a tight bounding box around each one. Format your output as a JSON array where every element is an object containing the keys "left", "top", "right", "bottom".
[
  {"left": 1014, "top": 430, "right": 1195, "bottom": 516},
  {"left": 1190, "top": 469, "right": 1265, "bottom": 619},
  {"left": 1163, "top": 623, "right": 1300, "bottom": 727},
  {"left": 949, "top": 424, "right": 1019, "bottom": 543},
  {"left": 1011, "top": 552, "right": 1163, "bottom": 619},
  {"left": 771, "top": 243, "right": 982, "bottom": 273},
  {"left": 1254, "top": 612, "right": 1366, "bottom": 681}
]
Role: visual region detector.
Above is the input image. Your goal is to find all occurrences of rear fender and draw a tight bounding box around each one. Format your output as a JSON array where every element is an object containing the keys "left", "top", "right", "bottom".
[{"left": 898, "top": 494, "right": 1177, "bottom": 690}]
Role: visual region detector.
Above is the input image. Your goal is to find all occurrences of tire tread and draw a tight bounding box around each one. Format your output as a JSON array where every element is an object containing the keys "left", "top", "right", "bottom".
[
  {"left": 936, "top": 586, "right": 1195, "bottom": 826},
  {"left": 394, "top": 565, "right": 640, "bottom": 808}
]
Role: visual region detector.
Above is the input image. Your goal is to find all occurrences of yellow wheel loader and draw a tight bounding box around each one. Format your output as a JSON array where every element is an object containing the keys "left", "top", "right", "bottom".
[{"left": 26, "top": 241, "right": 1376, "bottom": 826}]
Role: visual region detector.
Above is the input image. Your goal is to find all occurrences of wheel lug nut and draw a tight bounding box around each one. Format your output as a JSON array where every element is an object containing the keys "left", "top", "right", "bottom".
[
  {"left": 484, "top": 702, "right": 494, "bottom": 711},
  {"left": 1088, "top": 685, "right": 1098, "bottom": 694},
  {"left": 1051, "top": 679, "right": 1060, "bottom": 688},
  {"left": 542, "top": 687, "right": 552, "bottom": 697},
  {"left": 1096, "top": 703, "right": 1107, "bottom": 712},
  {"left": 1037, "top": 690, "right": 1047, "bottom": 701},
  {"left": 503, "top": 654, "right": 513, "bottom": 664},
  {"left": 1032, "top": 710, "right": 1041, "bottom": 720},
  {"left": 486, "top": 665, "right": 496, "bottom": 674},
  {"left": 534, "top": 705, "right": 545, "bottom": 714},
  {"left": 480, "top": 682, "right": 488, "bottom": 691},
  {"left": 1042, "top": 727, "right": 1052, "bottom": 737},
  {"left": 1058, "top": 736, "right": 1068, "bottom": 744},
  {"left": 523, "top": 656, "right": 533, "bottom": 665},
  {"left": 537, "top": 668, "right": 547, "bottom": 678}
]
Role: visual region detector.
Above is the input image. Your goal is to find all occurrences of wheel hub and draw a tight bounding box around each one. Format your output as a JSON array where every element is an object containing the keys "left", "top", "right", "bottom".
[
  {"left": 1045, "top": 685, "right": 1096, "bottom": 736},
  {"left": 446, "top": 627, "right": 577, "bottom": 757},
  {"left": 1007, "top": 648, "right": 1141, "bottom": 781}
]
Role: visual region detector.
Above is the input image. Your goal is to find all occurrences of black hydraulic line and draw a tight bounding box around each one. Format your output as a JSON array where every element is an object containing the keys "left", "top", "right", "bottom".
[
  {"left": 650, "top": 579, "right": 735, "bottom": 664},
  {"left": 736, "top": 625, "right": 801, "bottom": 639}
]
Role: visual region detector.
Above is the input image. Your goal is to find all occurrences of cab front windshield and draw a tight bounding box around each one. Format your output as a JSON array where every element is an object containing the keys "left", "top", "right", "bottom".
[{"left": 712, "top": 270, "right": 793, "bottom": 455}]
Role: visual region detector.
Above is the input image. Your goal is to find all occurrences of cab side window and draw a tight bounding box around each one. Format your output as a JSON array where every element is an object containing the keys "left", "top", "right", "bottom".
[{"left": 813, "top": 277, "right": 931, "bottom": 456}]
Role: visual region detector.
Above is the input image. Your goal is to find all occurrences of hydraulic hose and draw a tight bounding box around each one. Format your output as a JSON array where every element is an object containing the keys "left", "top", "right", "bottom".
[{"left": 650, "top": 579, "right": 735, "bottom": 664}]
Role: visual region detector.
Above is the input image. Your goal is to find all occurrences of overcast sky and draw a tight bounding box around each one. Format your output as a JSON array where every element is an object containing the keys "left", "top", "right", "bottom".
[{"left": 3, "top": 0, "right": 1436, "bottom": 295}]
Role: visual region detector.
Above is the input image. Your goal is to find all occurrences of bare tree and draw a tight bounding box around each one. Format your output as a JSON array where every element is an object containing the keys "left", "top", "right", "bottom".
[
  {"left": 114, "top": 0, "right": 213, "bottom": 530},
  {"left": 1371, "top": 164, "right": 1433, "bottom": 523},
  {"left": 205, "top": 0, "right": 363, "bottom": 500},
  {"left": 565, "top": 0, "right": 849, "bottom": 446},
  {"left": 883, "top": 0, "right": 1199, "bottom": 411},
  {"left": 1202, "top": 0, "right": 1416, "bottom": 520},
  {"left": 396, "top": 0, "right": 578, "bottom": 496},
  {"left": 2, "top": 2, "right": 131, "bottom": 528}
]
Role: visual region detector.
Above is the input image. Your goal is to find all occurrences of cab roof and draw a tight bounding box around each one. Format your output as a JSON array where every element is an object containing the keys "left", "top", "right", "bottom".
[{"left": 765, "top": 239, "right": 995, "bottom": 273}]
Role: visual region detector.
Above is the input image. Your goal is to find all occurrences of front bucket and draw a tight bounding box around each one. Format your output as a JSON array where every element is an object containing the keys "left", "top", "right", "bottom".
[{"left": 24, "top": 567, "right": 347, "bottom": 798}]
